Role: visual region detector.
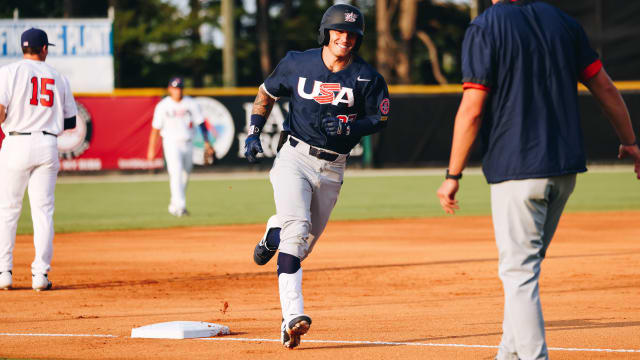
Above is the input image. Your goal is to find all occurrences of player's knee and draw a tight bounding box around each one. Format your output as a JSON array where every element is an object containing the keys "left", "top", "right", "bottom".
[
  {"left": 277, "top": 252, "right": 301, "bottom": 276},
  {"left": 280, "top": 218, "right": 310, "bottom": 241}
]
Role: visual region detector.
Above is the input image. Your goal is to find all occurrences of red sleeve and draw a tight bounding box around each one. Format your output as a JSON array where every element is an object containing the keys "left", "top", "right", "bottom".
[
  {"left": 580, "top": 59, "right": 602, "bottom": 82},
  {"left": 462, "top": 82, "right": 490, "bottom": 92}
]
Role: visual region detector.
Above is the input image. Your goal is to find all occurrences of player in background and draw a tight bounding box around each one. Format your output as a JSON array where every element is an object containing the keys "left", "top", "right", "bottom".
[
  {"left": 436, "top": 1, "right": 640, "bottom": 359},
  {"left": 244, "top": 4, "right": 390, "bottom": 349},
  {"left": 146, "top": 77, "right": 215, "bottom": 217},
  {"left": 0, "top": 28, "right": 77, "bottom": 291}
]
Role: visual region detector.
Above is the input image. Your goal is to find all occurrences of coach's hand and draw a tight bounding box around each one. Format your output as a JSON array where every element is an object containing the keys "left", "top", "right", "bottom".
[
  {"left": 618, "top": 143, "right": 640, "bottom": 179},
  {"left": 322, "top": 116, "right": 350, "bottom": 137},
  {"left": 437, "top": 179, "right": 460, "bottom": 215},
  {"left": 244, "top": 134, "right": 263, "bottom": 163}
]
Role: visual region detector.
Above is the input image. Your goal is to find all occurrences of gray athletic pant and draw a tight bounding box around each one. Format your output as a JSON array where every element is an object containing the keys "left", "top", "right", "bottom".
[
  {"left": 269, "top": 137, "right": 347, "bottom": 260},
  {"left": 491, "top": 174, "right": 576, "bottom": 360}
]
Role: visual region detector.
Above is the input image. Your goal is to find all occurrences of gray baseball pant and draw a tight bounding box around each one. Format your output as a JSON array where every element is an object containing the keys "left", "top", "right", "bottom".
[
  {"left": 269, "top": 137, "right": 347, "bottom": 261},
  {"left": 491, "top": 174, "right": 576, "bottom": 360}
]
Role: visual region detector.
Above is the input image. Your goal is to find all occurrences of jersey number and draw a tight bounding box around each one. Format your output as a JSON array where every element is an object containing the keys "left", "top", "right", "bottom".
[{"left": 29, "top": 77, "right": 55, "bottom": 107}]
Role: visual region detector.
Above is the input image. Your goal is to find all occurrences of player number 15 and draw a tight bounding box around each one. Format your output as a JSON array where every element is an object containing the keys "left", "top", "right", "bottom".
[{"left": 29, "top": 76, "right": 55, "bottom": 107}]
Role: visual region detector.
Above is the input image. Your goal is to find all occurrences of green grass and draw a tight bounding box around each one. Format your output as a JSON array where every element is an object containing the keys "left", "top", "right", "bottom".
[{"left": 15, "top": 171, "right": 640, "bottom": 235}]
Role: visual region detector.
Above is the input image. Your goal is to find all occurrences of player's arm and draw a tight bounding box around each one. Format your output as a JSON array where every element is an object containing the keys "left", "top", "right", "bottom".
[
  {"left": 436, "top": 88, "right": 488, "bottom": 214},
  {"left": 583, "top": 68, "right": 640, "bottom": 177},
  {"left": 147, "top": 128, "right": 161, "bottom": 161},
  {"left": 244, "top": 85, "right": 277, "bottom": 163},
  {"left": 323, "top": 75, "right": 390, "bottom": 138},
  {"left": 0, "top": 104, "right": 5, "bottom": 124}
]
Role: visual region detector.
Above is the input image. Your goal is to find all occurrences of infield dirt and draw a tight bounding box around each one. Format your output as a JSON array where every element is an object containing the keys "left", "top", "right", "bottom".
[{"left": 1, "top": 212, "right": 639, "bottom": 359}]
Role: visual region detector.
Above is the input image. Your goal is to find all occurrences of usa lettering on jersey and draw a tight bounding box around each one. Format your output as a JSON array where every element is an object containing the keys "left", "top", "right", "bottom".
[{"left": 297, "top": 77, "right": 354, "bottom": 107}]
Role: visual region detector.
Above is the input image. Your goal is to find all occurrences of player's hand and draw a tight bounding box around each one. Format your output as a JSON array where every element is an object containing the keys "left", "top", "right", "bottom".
[
  {"left": 204, "top": 142, "right": 215, "bottom": 165},
  {"left": 436, "top": 179, "right": 460, "bottom": 214},
  {"left": 244, "top": 134, "right": 263, "bottom": 163},
  {"left": 618, "top": 143, "right": 640, "bottom": 179},
  {"left": 321, "top": 116, "right": 350, "bottom": 137}
]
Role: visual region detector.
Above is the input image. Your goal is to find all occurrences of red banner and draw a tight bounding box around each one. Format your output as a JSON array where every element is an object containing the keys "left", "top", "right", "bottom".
[
  {"left": 1, "top": 96, "right": 165, "bottom": 171},
  {"left": 57, "top": 96, "right": 164, "bottom": 171}
]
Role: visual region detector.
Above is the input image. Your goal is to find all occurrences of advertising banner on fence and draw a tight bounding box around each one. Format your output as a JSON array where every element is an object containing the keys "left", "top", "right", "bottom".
[
  {"left": 0, "top": 18, "right": 114, "bottom": 92},
  {"left": 2, "top": 90, "right": 635, "bottom": 171}
]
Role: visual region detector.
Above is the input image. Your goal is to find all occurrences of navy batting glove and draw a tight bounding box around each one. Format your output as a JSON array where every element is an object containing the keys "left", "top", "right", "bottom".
[
  {"left": 321, "top": 116, "right": 350, "bottom": 137},
  {"left": 244, "top": 134, "right": 263, "bottom": 163}
]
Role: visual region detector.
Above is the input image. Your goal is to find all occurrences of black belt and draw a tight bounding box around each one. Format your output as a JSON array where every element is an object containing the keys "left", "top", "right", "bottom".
[
  {"left": 8, "top": 131, "right": 57, "bottom": 137},
  {"left": 289, "top": 137, "right": 339, "bottom": 162}
]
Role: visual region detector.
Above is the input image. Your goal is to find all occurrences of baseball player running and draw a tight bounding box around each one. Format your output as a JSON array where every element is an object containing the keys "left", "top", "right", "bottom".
[
  {"left": 436, "top": 1, "right": 640, "bottom": 359},
  {"left": 0, "top": 28, "right": 77, "bottom": 291},
  {"left": 146, "top": 77, "right": 214, "bottom": 217},
  {"left": 244, "top": 4, "right": 390, "bottom": 349}
]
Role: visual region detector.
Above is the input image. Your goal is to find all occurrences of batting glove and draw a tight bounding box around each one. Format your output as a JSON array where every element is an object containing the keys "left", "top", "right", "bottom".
[
  {"left": 321, "top": 116, "right": 350, "bottom": 137},
  {"left": 244, "top": 135, "right": 263, "bottom": 163}
]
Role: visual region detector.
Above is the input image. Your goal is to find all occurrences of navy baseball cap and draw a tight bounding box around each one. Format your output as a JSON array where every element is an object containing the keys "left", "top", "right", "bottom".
[
  {"left": 168, "top": 77, "right": 184, "bottom": 88},
  {"left": 21, "top": 28, "right": 55, "bottom": 47}
]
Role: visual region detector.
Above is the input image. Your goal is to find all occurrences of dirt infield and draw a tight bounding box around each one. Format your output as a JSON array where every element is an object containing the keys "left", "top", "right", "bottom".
[{"left": 1, "top": 212, "right": 639, "bottom": 359}]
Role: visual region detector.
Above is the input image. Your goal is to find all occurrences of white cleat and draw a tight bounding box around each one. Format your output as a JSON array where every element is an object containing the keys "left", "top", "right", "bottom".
[
  {"left": 32, "top": 273, "right": 52, "bottom": 291},
  {"left": 0, "top": 271, "right": 12, "bottom": 290}
]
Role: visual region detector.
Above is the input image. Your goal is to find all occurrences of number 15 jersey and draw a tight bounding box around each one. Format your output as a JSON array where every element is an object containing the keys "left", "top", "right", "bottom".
[{"left": 0, "top": 59, "right": 76, "bottom": 135}]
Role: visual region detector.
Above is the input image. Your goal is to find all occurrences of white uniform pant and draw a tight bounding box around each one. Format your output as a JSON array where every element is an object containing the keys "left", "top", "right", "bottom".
[
  {"left": 0, "top": 133, "right": 59, "bottom": 275},
  {"left": 491, "top": 174, "right": 576, "bottom": 360},
  {"left": 270, "top": 138, "right": 347, "bottom": 260},
  {"left": 163, "top": 139, "right": 193, "bottom": 212}
]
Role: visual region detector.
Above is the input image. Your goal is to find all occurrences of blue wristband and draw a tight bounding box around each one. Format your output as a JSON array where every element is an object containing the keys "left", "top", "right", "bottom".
[{"left": 249, "top": 114, "right": 267, "bottom": 136}]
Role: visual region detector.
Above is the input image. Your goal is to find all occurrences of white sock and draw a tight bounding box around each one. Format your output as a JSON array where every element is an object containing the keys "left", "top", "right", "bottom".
[{"left": 278, "top": 267, "right": 304, "bottom": 321}]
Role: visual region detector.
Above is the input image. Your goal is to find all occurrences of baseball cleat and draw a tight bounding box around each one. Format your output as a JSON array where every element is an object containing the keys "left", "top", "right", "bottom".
[
  {"left": 0, "top": 271, "right": 12, "bottom": 290},
  {"left": 281, "top": 315, "right": 312, "bottom": 349},
  {"left": 32, "top": 273, "right": 52, "bottom": 291},
  {"left": 253, "top": 215, "right": 281, "bottom": 265}
]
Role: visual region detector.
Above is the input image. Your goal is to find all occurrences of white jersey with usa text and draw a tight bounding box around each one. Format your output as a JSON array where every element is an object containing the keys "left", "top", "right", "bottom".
[
  {"left": 262, "top": 47, "right": 390, "bottom": 154},
  {"left": 0, "top": 59, "right": 76, "bottom": 135},
  {"left": 152, "top": 96, "right": 204, "bottom": 142}
]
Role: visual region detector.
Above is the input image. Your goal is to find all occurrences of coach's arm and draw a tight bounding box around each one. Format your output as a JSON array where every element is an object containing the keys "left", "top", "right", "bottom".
[
  {"left": 584, "top": 68, "right": 640, "bottom": 178},
  {"left": 436, "top": 88, "right": 488, "bottom": 214}
]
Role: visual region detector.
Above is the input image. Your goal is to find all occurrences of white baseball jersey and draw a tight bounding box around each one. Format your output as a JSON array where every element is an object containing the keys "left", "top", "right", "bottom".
[
  {"left": 152, "top": 96, "right": 204, "bottom": 142},
  {"left": 0, "top": 59, "right": 76, "bottom": 134}
]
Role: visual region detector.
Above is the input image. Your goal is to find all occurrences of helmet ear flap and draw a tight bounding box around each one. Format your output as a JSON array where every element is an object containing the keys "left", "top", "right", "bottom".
[
  {"left": 318, "top": 29, "right": 330, "bottom": 46},
  {"left": 317, "top": 27, "right": 325, "bottom": 45},
  {"left": 354, "top": 35, "right": 362, "bottom": 52}
]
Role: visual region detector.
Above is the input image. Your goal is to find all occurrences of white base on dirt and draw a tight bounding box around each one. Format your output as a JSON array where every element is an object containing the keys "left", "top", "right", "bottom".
[{"left": 131, "top": 321, "right": 230, "bottom": 339}]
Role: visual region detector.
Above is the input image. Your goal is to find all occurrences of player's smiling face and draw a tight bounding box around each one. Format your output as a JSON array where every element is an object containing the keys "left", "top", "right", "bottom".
[{"left": 327, "top": 29, "right": 357, "bottom": 58}]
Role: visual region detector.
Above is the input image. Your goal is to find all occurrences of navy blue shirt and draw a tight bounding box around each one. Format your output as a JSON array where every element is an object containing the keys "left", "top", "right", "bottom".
[
  {"left": 263, "top": 48, "right": 390, "bottom": 154},
  {"left": 461, "top": 0, "right": 601, "bottom": 184}
]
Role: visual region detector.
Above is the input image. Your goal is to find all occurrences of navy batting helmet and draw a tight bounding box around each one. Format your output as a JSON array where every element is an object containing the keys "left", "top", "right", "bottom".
[{"left": 317, "top": 4, "right": 365, "bottom": 51}]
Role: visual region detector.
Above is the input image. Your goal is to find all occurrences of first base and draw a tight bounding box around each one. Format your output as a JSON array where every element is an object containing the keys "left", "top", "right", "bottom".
[{"left": 131, "top": 321, "right": 230, "bottom": 339}]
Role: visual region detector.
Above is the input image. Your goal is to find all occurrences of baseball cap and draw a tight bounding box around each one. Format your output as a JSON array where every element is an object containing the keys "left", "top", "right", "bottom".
[
  {"left": 168, "top": 77, "right": 184, "bottom": 88},
  {"left": 21, "top": 28, "right": 55, "bottom": 47}
]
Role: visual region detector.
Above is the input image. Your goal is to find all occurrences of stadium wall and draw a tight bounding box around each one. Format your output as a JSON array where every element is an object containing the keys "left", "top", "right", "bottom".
[{"left": 0, "top": 85, "right": 638, "bottom": 170}]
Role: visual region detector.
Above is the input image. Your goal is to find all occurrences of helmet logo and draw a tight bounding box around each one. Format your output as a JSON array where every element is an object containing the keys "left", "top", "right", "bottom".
[{"left": 344, "top": 12, "right": 358, "bottom": 23}]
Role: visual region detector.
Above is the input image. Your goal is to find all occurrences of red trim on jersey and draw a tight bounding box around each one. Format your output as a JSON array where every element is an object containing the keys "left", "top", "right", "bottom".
[
  {"left": 462, "top": 82, "right": 490, "bottom": 92},
  {"left": 580, "top": 59, "right": 602, "bottom": 82}
]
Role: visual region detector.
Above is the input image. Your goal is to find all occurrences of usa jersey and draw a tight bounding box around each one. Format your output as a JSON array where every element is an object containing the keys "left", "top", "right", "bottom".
[
  {"left": 262, "top": 48, "right": 390, "bottom": 154},
  {"left": 152, "top": 96, "right": 204, "bottom": 142},
  {"left": 0, "top": 59, "right": 76, "bottom": 135}
]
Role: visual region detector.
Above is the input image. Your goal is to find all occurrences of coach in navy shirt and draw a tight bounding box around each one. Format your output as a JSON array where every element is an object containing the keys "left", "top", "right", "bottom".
[{"left": 437, "top": 1, "right": 640, "bottom": 359}]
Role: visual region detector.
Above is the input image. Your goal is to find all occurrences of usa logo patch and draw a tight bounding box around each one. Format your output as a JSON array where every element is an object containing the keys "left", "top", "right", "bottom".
[
  {"left": 379, "top": 98, "right": 390, "bottom": 115},
  {"left": 345, "top": 12, "right": 358, "bottom": 23}
]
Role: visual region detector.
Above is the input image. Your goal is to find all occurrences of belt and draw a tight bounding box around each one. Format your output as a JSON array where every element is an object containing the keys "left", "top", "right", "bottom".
[
  {"left": 289, "top": 137, "right": 339, "bottom": 162},
  {"left": 9, "top": 131, "right": 57, "bottom": 137}
]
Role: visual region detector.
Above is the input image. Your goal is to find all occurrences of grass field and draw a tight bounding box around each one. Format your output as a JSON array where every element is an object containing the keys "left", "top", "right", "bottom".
[{"left": 15, "top": 169, "right": 640, "bottom": 235}]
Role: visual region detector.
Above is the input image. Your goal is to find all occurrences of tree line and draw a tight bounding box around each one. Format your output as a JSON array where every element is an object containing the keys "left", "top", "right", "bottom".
[{"left": 1, "top": 0, "right": 471, "bottom": 88}]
